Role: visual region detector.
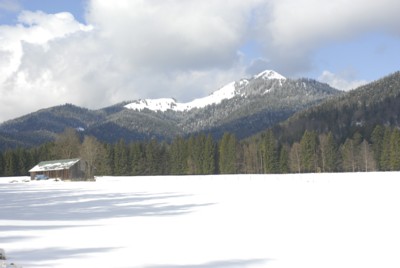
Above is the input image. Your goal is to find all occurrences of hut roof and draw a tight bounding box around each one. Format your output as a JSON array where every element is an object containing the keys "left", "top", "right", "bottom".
[{"left": 29, "top": 158, "right": 81, "bottom": 173}]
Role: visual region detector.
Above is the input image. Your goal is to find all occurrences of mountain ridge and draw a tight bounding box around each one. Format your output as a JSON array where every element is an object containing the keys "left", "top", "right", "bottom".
[{"left": 0, "top": 70, "right": 341, "bottom": 149}]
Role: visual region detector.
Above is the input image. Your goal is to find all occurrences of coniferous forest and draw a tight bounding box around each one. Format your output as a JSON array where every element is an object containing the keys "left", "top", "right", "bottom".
[{"left": 1, "top": 124, "right": 399, "bottom": 177}]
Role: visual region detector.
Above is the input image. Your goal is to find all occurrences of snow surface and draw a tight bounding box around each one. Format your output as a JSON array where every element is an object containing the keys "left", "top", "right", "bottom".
[
  {"left": 124, "top": 82, "right": 236, "bottom": 112},
  {"left": 29, "top": 159, "right": 80, "bottom": 173},
  {"left": 1, "top": 172, "right": 400, "bottom": 268},
  {"left": 253, "top": 70, "right": 286, "bottom": 80},
  {"left": 124, "top": 70, "right": 285, "bottom": 113}
]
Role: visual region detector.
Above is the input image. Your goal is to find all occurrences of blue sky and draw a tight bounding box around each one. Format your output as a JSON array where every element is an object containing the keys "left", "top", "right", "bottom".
[{"left": 0, "top": 0, "right": 399, "bottom": 122}]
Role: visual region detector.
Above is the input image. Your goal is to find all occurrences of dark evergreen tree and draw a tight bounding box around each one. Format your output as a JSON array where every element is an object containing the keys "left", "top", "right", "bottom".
[
  {"left": 380, "top": 127, "right": 392, "bottom": 171},
  {"left": 114, "top": 139, "right": 129, "bottom": 175},
  {"left": 3, "top": 150, "right": 17, "bottom": 176},
  {"left": 341, "top": 138, "right": 356, "bottom": 172},
  {"left": 278, "top": 144, "right": 290, "bottom": 173},
  {"left": 0, "top": 152, "right": 4, "bottom": 176},
  {"left": 202, "top": 134, "right": 216, "bottom": 174},
  {"left": 300, "top": 130, "right": 318, "bottom": 172},
  {"left": 371, "top": 125, "right": 384, "bottom": 170},
  {"left": 262, "top": 130, "right": 277, "bottom": 173},
  {"left": 169, "top": 137, "right": 187, "bottom": 175},
  {"left": 319, "top": 132, "right": 337, "bottom": 172},
  {"left": 144, "top": 139, "right": 165, "bottom": 175},
  {"left": 389, "top": 128, "right": 400, "bottom": 170},
  {"left": 219, "top": 133, "right": 237, "bottom": 174},
  {"left": 129, "top": 142, "right": 145, "bottom": 175}
]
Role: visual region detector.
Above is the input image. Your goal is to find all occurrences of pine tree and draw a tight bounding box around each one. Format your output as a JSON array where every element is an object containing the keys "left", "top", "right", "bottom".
[
  {"left": 262, "top": 130, "right": 277, "bottom": 173},
  {"left": 187, "top": 135, "right": 200, "bottom": 174},
  {"left": 202, "top": 134, "right": 216, "bottom": 174},
  {"left": 0, "top": 152, "right": 4, "bottom": 176},
  {"left": 219, "top": 133, "right": 237, "bottom": 174},
  {"left": 278, "top": 144, "right": 290, "bottom": 173},
  {"left": 242, "top": 139, "right": 260, "bottom": 174},
  {"left": 16, "top": 148, "right": 29, "bottom": 176},
  {"left": 380, "top": 127, "right": 392, "bottom": 171},
  {"left": 3, "top": 150, "right": 17, "bottom": 176},
  {"left": 389, "top": 128, "right": 400, "bottom": 170},
  {"left": 129, "top": 142, "right": 145, "bottom": 175},
  {"left": 371, "top": 125, "right": 384, "bottom": 170},
  {"left": 114, "top": 139, "right": 129, "bottom": 175},
  {"left": 340, "top": 138, "right": 356, "bottom": 172},
  {"left": 144, "top": 139, "right": 163, "bottom": 175},
  {"left": 319, "top": 132, "right": 337, "bottom": 172},
  {"left": 300, "top": 130, "right": 318, "bottom": 173}
]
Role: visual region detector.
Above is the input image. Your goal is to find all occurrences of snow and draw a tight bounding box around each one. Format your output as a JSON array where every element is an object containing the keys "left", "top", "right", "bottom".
[
  {"left": 124, "top": 82, "right": 236, "bottom": 112},
  {"left": 124, "top": 69, "right": 285, "bottom": 113},
  {"left": 254, "top": 70, "right": 286, "bottom": 80},
  {"left": 2, "top": 172, "right": 400, "bottom": 268},
  {"left": 124, "top": 98, "right": 177, "bottom": 112},
  {"left": 29, "top": 158, "right": 80, "bottom": 173}
]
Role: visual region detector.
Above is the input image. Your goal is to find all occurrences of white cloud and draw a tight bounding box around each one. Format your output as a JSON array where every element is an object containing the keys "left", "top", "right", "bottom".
[
  {"left": 0, "top": 0, "right": 21, "bottom": 12},
  {"left": 255, "top": 0, "right": 400, "bottom": 75},
  {"left": 85, "top": 0, "right": 263, "bottom": 71},
  {"left": 318, "top": 70, "right": 368, "bottom": 91},
  {"left": 1, "top": 0, "right": 400, "bottom": 122}
]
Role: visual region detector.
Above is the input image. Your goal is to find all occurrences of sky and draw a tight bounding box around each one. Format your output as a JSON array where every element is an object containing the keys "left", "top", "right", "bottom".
[{"left": 0, "top": 0, "right": 399, "bottom": 122}]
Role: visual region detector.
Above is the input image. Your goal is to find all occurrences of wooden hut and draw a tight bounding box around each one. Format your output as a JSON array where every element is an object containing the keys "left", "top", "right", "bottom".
[{"left": 29, "top": 158, "right": 86, "bottom": 181}]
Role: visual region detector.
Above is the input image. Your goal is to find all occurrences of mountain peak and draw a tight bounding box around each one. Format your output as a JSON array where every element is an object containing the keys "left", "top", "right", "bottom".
[{"left": 254, "top": 70, "right": 286, "bottom": 80}]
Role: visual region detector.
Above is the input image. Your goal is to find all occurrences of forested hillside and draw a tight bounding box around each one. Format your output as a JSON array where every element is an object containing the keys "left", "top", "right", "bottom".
[{"left": 274, "top": 71, "right": 400, "bottom": 143}]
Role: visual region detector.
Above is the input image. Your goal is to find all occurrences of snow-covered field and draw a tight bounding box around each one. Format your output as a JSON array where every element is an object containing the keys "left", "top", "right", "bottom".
[{"left": 1, "top": 173, "right": 400, "bottom": 268}]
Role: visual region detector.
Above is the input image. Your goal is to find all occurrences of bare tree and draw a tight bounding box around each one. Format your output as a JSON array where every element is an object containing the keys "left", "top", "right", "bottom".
[
  {"left": 289, "top": 142, "right": 301, "bottom": 173},
  {"left": 53, "top": 128, "right": 81, "bottom": 159},
  {"left": 80, "top": 135, "right": 106, "bottom": 178}
]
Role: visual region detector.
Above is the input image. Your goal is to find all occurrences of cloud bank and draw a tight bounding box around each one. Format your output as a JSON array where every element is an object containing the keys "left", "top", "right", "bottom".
[{"left": 0, "top": 0, "right": 400, "bottom": 122}]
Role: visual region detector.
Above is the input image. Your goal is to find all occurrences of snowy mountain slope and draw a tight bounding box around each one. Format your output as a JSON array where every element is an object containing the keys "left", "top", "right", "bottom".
[{"left": 124, "top": 70, "right": 286, "bottom": 113}]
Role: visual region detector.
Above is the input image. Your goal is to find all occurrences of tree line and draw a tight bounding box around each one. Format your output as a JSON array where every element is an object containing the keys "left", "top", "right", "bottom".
[{"left": 1, "top": 125, "right": 400, "bottom": 177}]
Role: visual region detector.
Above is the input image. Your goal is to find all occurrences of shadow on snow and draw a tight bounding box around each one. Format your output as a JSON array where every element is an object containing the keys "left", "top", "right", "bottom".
[
  {"left": 145, "top": 259, "right": 271, "bottom": 268},
  {"left": 0, "top": 184, "right": 214, "bottom": 221}
]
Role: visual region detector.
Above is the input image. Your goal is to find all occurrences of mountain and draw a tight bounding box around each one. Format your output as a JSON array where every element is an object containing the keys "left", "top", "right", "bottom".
[
  {"left": 0, "top": 70, "right": 341, "bottom": 149},
  {"left": 272, "top": 71, "right": 400, "bottom": 143}
]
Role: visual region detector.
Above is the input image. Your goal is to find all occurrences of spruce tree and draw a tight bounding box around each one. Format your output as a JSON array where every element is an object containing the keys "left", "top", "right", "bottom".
[
  {"left": 371, "top": 125, "right": 384, "bottom": 170},
  {"left": 300, "top": 130, "right": 318, "bottom": 173},
  {"left": 380, "top": 127, "right": 392, "bottom": 171},
  {"left": 319, "top": 132, "right": 337, "bottom": 172},
  {"left": 129, "top": 142, "right": 145, "bottom": 175},
  {"left": 203, "top": 134, "right": 216, "bottom": 174},
  {"left": 389, "top": 128, "right": 400, "bottom": 170},
  {"left": 0, "top": 152, "right": 4, "bottom": 176},
  {"left": 278, "top": 144, "right": 290, "bottom": 174},
  {"left": 262, "top": 130, "right": 277, "bottom": 173},
  {"left": 219, "top": 133, "right": 237, "bottom": 174},
  {"left": 3, "top": 150, "right": 17, "bottom": 176},
  {"left": 340, "top": 138, "right": 356, "bottom": 172},
  {"left": 114, "top": 139, "right": 129, "bottom": 175}
]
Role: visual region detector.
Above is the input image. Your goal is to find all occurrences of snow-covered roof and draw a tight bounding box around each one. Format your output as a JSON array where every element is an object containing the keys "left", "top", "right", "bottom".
[{"left": 29, "top": 158, "right": 80, "bottom": 173}]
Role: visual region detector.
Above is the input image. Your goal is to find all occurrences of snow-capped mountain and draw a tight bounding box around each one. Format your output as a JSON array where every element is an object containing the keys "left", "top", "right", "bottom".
[
  {"left": 0, "top": 70, "right": 341, "bottom": 147},
  {"left": 124, "top": 70, "right": 286, "bottom": 112}
]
